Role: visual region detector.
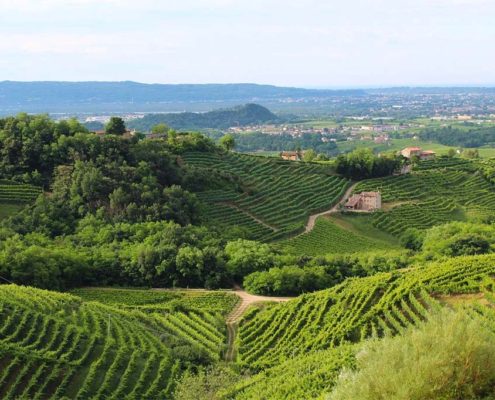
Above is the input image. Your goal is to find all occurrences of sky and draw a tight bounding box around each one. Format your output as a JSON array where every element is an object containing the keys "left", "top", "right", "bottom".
[{"left": 1, "top": 0, "right": 494, "bottom": 87}]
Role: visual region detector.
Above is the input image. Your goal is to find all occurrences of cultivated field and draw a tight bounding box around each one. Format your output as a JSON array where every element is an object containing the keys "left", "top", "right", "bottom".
[{"left": 183, "top": 151, "right": 350, "bottom": 241}]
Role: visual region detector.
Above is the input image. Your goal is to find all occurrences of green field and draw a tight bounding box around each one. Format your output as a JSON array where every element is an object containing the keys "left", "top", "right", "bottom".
[
  {"left": 183, "top": 151, "right": 349, "bottom": 241},
  {"left": 282, "top": 215, "right": 397, "bottom": 256},
  {"left": 0, "top": 285, "right": 232, "bottom": 399},
  {"left": 237, "top": 254, "right": 495, "bottom": 370}
]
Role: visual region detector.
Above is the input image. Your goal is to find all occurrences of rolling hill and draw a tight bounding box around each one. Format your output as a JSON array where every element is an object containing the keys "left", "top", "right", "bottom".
[
  {"left": 0, "top": 286, "right": 237, "bottom": 399},
  {"left": 127, "top": 103, "right": 279, "bottom": 131}
]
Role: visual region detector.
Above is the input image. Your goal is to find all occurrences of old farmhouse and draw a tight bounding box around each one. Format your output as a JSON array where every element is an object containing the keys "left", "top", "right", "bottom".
[
  {"left": 345, "top": 191, "right": 382, "bottom": 211},
  {"left": 280, "top": 151, "right": 303, "bottom": 161},
  {"left": 400, "top": 147, "right": 436, "bottom": 161}
]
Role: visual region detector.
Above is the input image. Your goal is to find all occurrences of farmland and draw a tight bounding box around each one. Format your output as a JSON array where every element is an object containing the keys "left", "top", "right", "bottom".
[
  {"left": 237, "top": 254, "right": 495, "bottom": 370},
  {"left": 282, "top": 216, "right": 396, "bottom": 255},
  {"left": 183, "top": 151, "right": 349, "bottom": 241},
  {"left": 353, "top": 164, "right": 495, "bottom": 236},
  {"left": 0, "top": 285, "right": 231, "bottom": 399},
  {"left": 0, "top": 180, "right": 42, "bottom": 219}
]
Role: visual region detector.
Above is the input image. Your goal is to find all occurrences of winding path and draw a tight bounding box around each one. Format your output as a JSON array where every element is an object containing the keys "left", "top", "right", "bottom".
[
  {"left": 304, "top": 182, "right": 359, "bottom": 233},
  {"left": 225, "top": 288, "right": 293, "bottom": 361}
]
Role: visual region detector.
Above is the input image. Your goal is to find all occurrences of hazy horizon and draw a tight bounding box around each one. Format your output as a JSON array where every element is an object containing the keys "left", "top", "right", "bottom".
[{"left": 1, "top": 0, "right": 495, "bottom": 87}]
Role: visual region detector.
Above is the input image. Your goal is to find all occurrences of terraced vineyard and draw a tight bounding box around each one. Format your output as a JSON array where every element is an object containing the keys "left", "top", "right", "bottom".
[
  {"left": 353, "top": 168, "right": 495, "bottom": 235},
  {"left": 182, "top": 152, "right": 349, "bottom": 241},
  {"left": 0, "top": 179, "right": 42, "bottom": 203},
  {"left": 0, "top": 285, "right": 229, "bottom": 399},
  {"left": 237, "top": 254, "right": 495, "bottom": 369},
  {"left": 282, "top": 216, "right": 395, "bottom": 255}
]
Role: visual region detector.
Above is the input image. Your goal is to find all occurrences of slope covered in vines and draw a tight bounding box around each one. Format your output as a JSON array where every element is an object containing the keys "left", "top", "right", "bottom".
[
  {"left": 237, "top": 254, "right": 495, "bottom": 369},
  {"left": 0, "top": 285, "right": 228, "bottom": 399},
  {"left": 182, "top": 151, "right": 349, "bottom": 241}
]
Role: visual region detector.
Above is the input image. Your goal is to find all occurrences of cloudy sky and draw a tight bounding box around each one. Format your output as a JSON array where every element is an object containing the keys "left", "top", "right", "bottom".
[{"left": 1, "top": 0, "right": 494, "bottom": 87}]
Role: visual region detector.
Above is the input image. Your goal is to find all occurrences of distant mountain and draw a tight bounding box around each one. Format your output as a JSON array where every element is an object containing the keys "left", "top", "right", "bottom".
[
  {"left": 127, "top": 103, "right": 279, "bottom": 131},
  {"left": 0, "top": 81, "right": 365, "bottom": 114}
]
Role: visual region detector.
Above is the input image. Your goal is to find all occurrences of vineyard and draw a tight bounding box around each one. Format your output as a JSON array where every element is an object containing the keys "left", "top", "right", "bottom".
[
  {"left": 236, "top": 254, "right": 495, "bottom": 369},
  {"left": 353, "top": 168, "right": 495, "bottom": 235},
  {"left": 182, "top": 152, "right": 349, "bottom": 241},
  {"left": 0, "top": 179, "right": 42, "bottom": 203},
  {"left": 70, "top": 288, "right": 239, "bottom": 316},
  {"left": 0, "top": 180, "right": 42, "bottom": 220},
  {"left": 282, "top": 216, "right": 395, "bottom": 255},
  {"left": 0, "top": 285, "right": 230, "bottom": 399}
]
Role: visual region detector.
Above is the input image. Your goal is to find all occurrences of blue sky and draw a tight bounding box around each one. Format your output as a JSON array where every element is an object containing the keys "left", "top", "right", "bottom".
[{"left": 1, "top": 0, "right": 494, "bottom": 87}]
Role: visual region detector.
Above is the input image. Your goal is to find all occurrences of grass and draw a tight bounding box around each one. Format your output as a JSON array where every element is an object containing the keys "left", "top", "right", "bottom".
[{"left": 0, "top": 203, "right": 23, "bottom": 221}]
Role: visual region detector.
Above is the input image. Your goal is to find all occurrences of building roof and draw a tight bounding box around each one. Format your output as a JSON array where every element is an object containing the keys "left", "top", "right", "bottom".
[
  {"left": 360, "top": 191, "right": 381, "bottom": 197},
  {"left": 402, "top": 147, "right": 422, "bottom": 152},
  {"left": 345, "top": 194, "right": 361, "bottom": 207},
  {"left": 420, "top": 150, "right": 436, "bottom": 155}
]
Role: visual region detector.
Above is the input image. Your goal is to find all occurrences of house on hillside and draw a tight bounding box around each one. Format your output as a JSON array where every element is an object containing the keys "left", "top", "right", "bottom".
[
  {"left": 280, "top": 151, "right": 303, "bottom": 161},
  {"left": 345, "top": 192, "right": 382, "bottom": 211},
  {"left": 400, "top": 147, "right": 436, "bottom": 161}
]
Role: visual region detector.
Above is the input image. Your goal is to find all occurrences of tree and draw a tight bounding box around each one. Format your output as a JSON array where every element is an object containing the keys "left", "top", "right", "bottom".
[
  {"left": 447, "top": 148, "right": 457, "bottom": 158},
  {"left": 225, "top": 239, "right": 274, "bottom": 279},
  {"left": 151, "top": 123, "right": 169, "bottom": 135},
  {"left": 219, "top": 134, "right": 235, "bottom": 151},
  {"left": 105, "top": 117, "right": 126, "bottom": 136},
  {"left": 303, "top": 149, "right": 317, "bottom": 162}
]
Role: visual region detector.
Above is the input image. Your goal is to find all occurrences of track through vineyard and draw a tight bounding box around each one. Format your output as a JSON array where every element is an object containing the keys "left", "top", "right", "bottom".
[
  {"left": 304, "top": 182, "right": 359, "bottom": 233},
  {"left": 225, "top": 288, "right": 293, "bottom": 362}
]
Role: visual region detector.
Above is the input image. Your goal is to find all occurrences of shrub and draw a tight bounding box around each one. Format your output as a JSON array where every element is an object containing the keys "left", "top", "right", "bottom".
[{"left": 328, "top": 309, "right": 495, "bottom": 400}]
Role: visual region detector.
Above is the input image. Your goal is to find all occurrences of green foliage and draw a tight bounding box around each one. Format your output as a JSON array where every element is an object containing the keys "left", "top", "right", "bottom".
[
  {"left": 335, "top": 148, "right": 401, "bottom": 179},
  {"left": 328, "top": 309, "right": 495, "bottom": 400},
  {"left": 128, "top": 103, "right": 278, "bottom": 131},
  {"left": 422, "top": 222, "right": 495, "bottom": 258},
  {"left": 225, "top": 239, "right": 274, "bottom": 279},
  {"left": 221, "top": 346, "right": 355, "bottom": 400},
  {"left": 175, "top": 364, "right": 242, "bottom": 400},
  {"left": 243, "top": 265, "right": 333, "bottom": 296},
  {"left": 219, "top": 134, "right": 235, "bottom": 151},
  {"left": 105, "top": 116, "right": 126, "bottom": 135},
  {"left": 243, "top": 251, "right": 410, "bottom": 296},
  {"left": 420, "top": 125, "right": 495, "bottom": 148},
  {"left": 231, "top": 131, "right": 338, "bottom": 154}
]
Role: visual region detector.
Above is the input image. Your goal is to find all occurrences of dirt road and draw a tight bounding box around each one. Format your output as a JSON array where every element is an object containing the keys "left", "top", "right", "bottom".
[
  {"left": 225, "top": 288, "right": 293, "bottom": 362},
  {"left": 304, "top": 182, "right": 358, "bottom": 233}
]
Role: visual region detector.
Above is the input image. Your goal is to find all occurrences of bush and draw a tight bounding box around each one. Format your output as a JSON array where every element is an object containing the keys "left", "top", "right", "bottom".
[{"left": 328, "top": 309, "right": 495, "bottom": 400}]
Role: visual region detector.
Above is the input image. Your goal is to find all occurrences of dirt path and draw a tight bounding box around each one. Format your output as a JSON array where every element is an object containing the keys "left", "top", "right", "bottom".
[
  {"left": 304, "top": 182, "right": 359, "bottom": 233},
  {"left": 225, "top": 288, "right": 293, "bottom": 362}
]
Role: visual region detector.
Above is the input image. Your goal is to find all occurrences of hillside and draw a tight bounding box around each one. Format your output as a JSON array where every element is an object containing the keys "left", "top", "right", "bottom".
[
  {"left": 0, "top": 81, "right": 364, "bottom": 114},
  {"left": 182, "top": 151, "right": 349, "bottom": 240},
  {"left": 236, "top": 253, "right": 495, "bottom": 370},
  {"left": 0, "top": 285, "right": 237, "bottom": 399},
  {"left": 127, "top": 103, "right": 279, "bottom": 131}
]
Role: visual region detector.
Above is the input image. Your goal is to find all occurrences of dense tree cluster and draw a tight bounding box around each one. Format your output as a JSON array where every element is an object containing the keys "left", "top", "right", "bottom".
[
  {"left": 231, "top": 131, "right": 338, "bottom": 155},
  {"left": 420, "top": 125, "right": 495, "bottom": 148},
  {"left": 335, "top": 148, "right": 402, "bottom": 179}
]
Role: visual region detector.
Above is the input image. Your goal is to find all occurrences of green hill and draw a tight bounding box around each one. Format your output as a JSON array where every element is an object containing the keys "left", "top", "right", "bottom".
[
  {"left": 0, "top": 285, "right": 234, "bottom": 399},
  {"left": 237, "top": 254, "right": 495, "bottom": 369},
  {"left": 183, "top": 151, "right": 349, "bottom": 240},
  {"left": 128, "top": 103, "right": 279, "bottom": 132}
]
